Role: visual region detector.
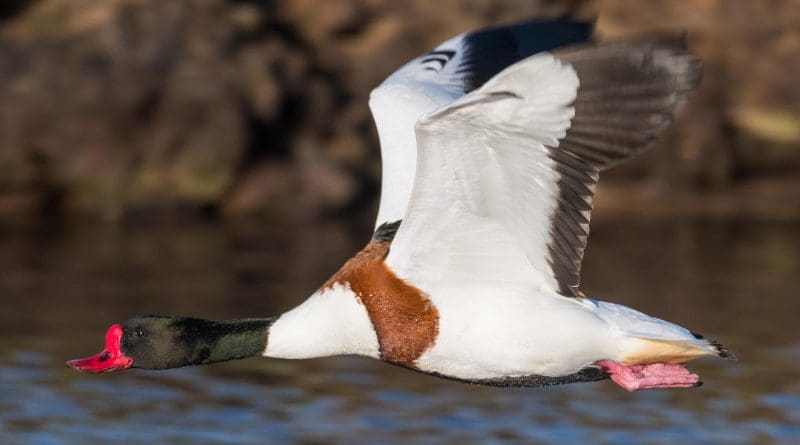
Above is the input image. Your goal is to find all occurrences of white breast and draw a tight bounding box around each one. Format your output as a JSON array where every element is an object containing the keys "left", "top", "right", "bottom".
[{"left": 264, "top": 283, "right": 380, "bottom": 359}]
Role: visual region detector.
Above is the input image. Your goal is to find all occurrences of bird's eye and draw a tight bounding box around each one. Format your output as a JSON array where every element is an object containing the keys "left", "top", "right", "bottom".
[{"left": 135, "top": 329, "right": 145, "bottom": 337}]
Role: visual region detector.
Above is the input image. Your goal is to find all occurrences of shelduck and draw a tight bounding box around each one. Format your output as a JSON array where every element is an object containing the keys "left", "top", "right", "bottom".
[{"left": 68, "top": 19, "right": 734, "bottom": 391}]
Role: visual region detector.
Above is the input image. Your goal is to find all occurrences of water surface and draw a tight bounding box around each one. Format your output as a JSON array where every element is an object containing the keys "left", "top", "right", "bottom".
[{"left": 1, "top": 217, "right": 799, "bottom": 444}]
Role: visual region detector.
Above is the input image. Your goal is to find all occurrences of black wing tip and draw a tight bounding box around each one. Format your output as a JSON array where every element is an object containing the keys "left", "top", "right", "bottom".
[
  {"left": 373, "top": 220, "right": 402, "bottom": 242},
  {"left": 692, "top": 332, "right": 737, "bottom": 361},
  {"left": 553, "top": 14, "right": 596, "bottom": 38},
  {"left": 462, "top": 16, "right": 595, "bottom": 52},
  {"left": 456, "top": 17, "right": 595, "bottom": 93},
  {"left": 500, "top": 16, "right": 594, "bottom": 43},
  {"left": 710, "top": 340, "right": 737, "bottom": 361},
  {"left": 507, "top": 14, "right": 596, "bottom": 31}
]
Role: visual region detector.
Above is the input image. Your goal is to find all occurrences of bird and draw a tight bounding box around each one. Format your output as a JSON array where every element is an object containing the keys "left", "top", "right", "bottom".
[{"left": 68, "top": 18, "right": 734, "bottom": 391}]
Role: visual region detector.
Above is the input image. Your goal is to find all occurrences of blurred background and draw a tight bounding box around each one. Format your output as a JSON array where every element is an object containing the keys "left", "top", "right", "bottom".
[
  {"left": 0, "top": 0, "right": 798, "bottom": 222},
  {"left": 1, "top": 1, "right": 799, "bottom": 444}
]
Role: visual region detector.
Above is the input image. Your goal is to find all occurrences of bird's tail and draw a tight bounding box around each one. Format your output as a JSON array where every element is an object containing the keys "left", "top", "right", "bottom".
[
  {"left": 591, "top": 299, "right": 734, "bottom": 365},
  {"left": 620, "top": 335, "right": 736, "bottom": 365},
  {"left": 690, "top": 331, "right": 737, "bottom": 360}
]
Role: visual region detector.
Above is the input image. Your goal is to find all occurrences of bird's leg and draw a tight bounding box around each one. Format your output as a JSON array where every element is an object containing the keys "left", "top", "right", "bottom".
[{"left": 595, "top": 360, "right": 701, "bottom": 391}]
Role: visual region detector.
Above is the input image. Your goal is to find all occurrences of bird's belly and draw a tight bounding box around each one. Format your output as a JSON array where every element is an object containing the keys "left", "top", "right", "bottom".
[{"left": 414, "top": 293, "right": 615, "bottom": 380}]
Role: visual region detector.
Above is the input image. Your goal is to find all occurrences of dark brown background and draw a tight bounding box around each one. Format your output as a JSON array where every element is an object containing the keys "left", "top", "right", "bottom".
[{"left": 1, "top": 0, "right": 798, "bottom": 223}]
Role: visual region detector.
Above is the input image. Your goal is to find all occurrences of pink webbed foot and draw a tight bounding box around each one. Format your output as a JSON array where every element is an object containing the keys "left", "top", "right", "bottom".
[{"left": 595, "top": 360, "right": 702, "bottom": 392}]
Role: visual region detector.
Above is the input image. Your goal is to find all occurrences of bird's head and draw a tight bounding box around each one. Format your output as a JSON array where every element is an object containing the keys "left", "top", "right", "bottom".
[
  {"left": 67, "top": 315, "right": 195, "bottom": 372},
  {"left": 67, "top": 315, "right": 273, "bottom": 372}
]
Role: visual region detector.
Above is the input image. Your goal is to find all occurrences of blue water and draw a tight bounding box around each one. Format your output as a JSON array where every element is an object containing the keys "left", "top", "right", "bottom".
[{"left": 1, "top": 218, "right": 798, "bottom": 444}]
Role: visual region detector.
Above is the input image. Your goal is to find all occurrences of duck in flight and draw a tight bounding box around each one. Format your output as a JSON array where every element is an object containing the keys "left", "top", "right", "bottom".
[{"left": 68, "top": 19, "right": 733, "bottom": 391}]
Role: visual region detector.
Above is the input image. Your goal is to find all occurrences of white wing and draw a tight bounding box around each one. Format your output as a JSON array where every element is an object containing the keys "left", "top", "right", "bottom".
[
  {"left": 387, "top": 42, "right": 700, "bottom": 298},
  {"left": 368, "top": 20, "right": 593, "bottom": 229}
]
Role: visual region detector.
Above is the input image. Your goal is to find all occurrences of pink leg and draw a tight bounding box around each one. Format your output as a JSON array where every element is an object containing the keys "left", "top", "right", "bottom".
[{"left": 595, "top": 360, "right": 701, "bottom": 392}]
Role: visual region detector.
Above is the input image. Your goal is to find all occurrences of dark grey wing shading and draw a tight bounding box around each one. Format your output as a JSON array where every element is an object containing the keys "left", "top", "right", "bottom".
[
  {"left": 547, "top": 41, "right": 702, "bottom": 296},
  {"left": 446, "top": 19, "right": 593, "bottom": 93}
]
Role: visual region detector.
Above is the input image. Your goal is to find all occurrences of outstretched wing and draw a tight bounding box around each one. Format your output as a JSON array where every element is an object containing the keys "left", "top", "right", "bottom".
[
  {"left": 369, "top": 19, "right": 592, "bottom": 229},
  {"left": 386, "top": 42, "right": 700, "bottom": 298}
]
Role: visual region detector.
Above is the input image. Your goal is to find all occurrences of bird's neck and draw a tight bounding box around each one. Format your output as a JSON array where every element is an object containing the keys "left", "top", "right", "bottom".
[
  {"left": 197, "top": 318, "right": 277, "bottom": 364},
  {"left": 148, "top": 287, "right": 380, "bottom": 368},
  {"left": 160, "top": 317, "right": 277, "bottom": 368}
]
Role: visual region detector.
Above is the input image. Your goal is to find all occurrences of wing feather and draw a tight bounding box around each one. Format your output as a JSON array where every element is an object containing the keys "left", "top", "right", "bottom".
[
  {"left": 386, "top": 54, "right": 577, "bottom": 295},
  {"left": 387, "top": 41, "right": 700, "bottom": 298},
  {"left": 368, "top": 20, "right": 592, "bottom": 229}
]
